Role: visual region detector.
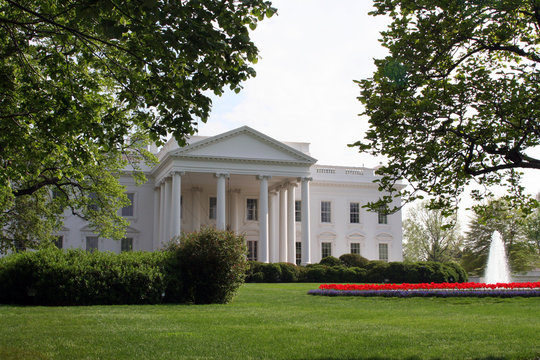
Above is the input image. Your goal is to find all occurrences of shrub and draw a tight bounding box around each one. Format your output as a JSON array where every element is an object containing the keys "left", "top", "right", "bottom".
[
  {"left": 319, "top": 256, "right": 341, "bottom": 266},
  {"left": 261, "top": 263, "right": 282, "bottom": 283},
  {"left": 277, "top": 262, "right": 301, "bottom": 282},
  {"left": 170, "top": 228, "right": 248, "bottom": 304},
  {"left": 339, "top": 253, "right": 369, "bottom": 268}
]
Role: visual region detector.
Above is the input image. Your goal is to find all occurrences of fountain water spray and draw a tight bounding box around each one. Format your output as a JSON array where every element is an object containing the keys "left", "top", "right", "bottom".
[{"left": 484, "top": 231, "right": 511, "bottom": 284}]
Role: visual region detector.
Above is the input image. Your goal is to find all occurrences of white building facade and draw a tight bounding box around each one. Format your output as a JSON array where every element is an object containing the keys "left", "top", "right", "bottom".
[{"left": 61, "top": 126, "right": 403, "bottom": 264}]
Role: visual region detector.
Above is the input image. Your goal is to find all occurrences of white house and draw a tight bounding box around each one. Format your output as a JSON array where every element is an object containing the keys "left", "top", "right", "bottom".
[{"left": 60, "top": 126, "right": 403, "bottom": 264}]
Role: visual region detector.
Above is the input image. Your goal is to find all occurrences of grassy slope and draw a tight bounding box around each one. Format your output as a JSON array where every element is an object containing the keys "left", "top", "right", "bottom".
[{"left": 0, "top": 283, "right": 539, "bottom": 360}]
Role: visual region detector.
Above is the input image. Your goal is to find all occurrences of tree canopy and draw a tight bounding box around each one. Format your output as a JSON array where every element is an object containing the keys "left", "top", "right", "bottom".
[
  {"left": 403, "top": 201, "right": 463, "bottom": 263},
  {"left": 0, "top": 0, "right": 275, "bottom": 251},
  {"left": 352, "top": 0, "right": 540, "bottom": 213}
]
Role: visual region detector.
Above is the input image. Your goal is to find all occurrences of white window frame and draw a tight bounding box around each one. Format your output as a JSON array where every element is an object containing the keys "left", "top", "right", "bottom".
[
  {"left": 86, "top": 236, "right": 99, "bottom": 252},
  {"left": 350, "top": 242, "right": 361, "bottom": 255},
  {"left": 121, "top": 237, "right": 133, "bottom": 252},
  {"left": 121, "top": 193, "right": 135, "bottom": 217},
  {"left": 379, "top": 243, "right": 389, "bottom": 262},
  {"left": 247, "top": 240, "right": 258, "bottom": 261},
  {"left": 295, "top": 242, "right": 302, "bottom": 265},
  {"left": 320, "top": 201, "right": 332, "bottom": 223},
  {"left": 295, "top": 200, "right": 301, "bottom": 222},
  {"left": 209, "top": 196, "right": 217, "bottom": 220},
  {"left": 321, "top": 242, "right": 332, "bottom": 259},
  {"left": 378, "top": 205, "right": 388, "bottom": 225},
  {"left": 246, "top": 198, "right": 258, "bottom": 221},
  {"left": 349, "top": 202, "right": 360, "bottom": 224}
]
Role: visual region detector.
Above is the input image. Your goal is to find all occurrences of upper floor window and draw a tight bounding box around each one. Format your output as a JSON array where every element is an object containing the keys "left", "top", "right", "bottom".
[
  {"left": 121, "top": 237, "right": 133, "bottom": 252},
  {"left": 379, "top": 243, "right": 389, "bottom": 262},
  {"left": 321, "top": 201, "right": 331, "bottom": 223},
  {"left": 247, "top": 198, "right": 258, "bottom": 221},
  {"left": 350, "top": 202, "right": 360, "bottom": 223},
  {"left": 378, "top": 205, "right": 388, "bottom": 225},
  {"left": 295, "top": 200, "right": 301, "bottom": 222},
  {"left": 209, "top": 197, "right": 217, "bottom": 220},
  {"left": 121, "top": 193, "right": 135, "bottom": 217}
]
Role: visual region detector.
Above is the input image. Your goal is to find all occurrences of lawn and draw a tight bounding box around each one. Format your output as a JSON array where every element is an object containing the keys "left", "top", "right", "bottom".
[{"left": 0, "top": 283, "right": 539, "bottom": 360}]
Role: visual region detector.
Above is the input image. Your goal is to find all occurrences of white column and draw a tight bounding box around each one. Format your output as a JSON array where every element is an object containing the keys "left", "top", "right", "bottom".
[
  {"left": 192, "top": 187, "right": 202, "bottom": 232},
  {"left": 153, "top": 186, "right": 160, "bottom": 250},
  {"left": 216, "top": 173, "right": 228, "bottom": 230},
  {"left": 258, "top": 175, "right": 270, "bottom": 263},
  {"left": 164, "top": 177, "right": 172, "bottom": 242},
  {"left": 159, "top": 181, "right": 166, "bottom": 245},
  {"left": 300, "top": 177, "right": 312, "bottom": 265},
  {"left": 279, "top": 186, "right": 287, "bottom": 262},
  {"left": 287, "top": 182, "right": 297, "bottom": 264},
  {"left": 268, "top": 190, "right": 277, "bottom": 263},
  {"left": 230, "top": 189, "right": 241, "bottom": 233},
  {"left": 171, "top": 171, "right": 183, "bottom": 239}
]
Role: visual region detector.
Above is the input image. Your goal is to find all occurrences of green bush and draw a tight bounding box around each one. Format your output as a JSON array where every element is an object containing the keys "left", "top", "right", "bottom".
[
  {"left": 169, "top": 228, "right": 248, "bottom": 304},
  {"left": 339, "top": 253, "right": 369, "bottom": 268},
  {"left": 277, "top": 262, "right": 301, "bottom": 282},
  {"left": 0, "top": 248, "right": 167, "bottom": 305},
  {"left": 319, "top": 256, "right": 342, "bottom": 267}
]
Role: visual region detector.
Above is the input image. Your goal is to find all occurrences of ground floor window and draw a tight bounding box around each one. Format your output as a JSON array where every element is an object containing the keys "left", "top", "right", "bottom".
[
  {"left": 209, "top": 197, "right": 217, "bottom": 219},
  {"left": 321, "top": 242, "right": 332, "bottom": 259},
  {"left": 295, "top": 242, "right": 301, "bottom": 265},
  {"left": 86, "top": 236, "right": 98, "bottom": 252},
  {"left": 379, "top": 243, "right": 388, "bottom": 262},
  {"left": 350, "top": 242, "right": 360, "bottom": 255},
  {"left": 55, "top": 235, "right": 63, "bottom": 249},
  {"left": 247, "top": 240, "right": 258, "bottom": 261},
  {"left": 121, "top": 237, "right": 133, "bottom": 252}
]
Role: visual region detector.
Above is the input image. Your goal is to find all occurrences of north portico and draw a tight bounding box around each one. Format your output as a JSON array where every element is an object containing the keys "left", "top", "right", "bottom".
[
  {"left": 60, "top": 126, "right": 403, "bottom": 264},
  {"left": 152, "top": 126, "right": 317, "bottom": 264}
]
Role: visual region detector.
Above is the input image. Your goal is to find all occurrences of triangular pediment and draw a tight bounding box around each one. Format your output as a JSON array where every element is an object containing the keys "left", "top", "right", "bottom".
[{"left": 170, "top": 126, "right": 317, "bottom": 165}]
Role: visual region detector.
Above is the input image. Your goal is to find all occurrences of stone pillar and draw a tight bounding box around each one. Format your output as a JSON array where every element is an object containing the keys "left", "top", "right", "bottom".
[
  {"left": 159, "top": 181, "right": 166, "bottom": 245},
  {"left": 192, "top": 187, "right": 202, "bottom": 232},
  {"left": 171, "top": 171, "right": 183, "bottom": 239},
  {"left": 230, "top": 189, "right": 241, "bottom": 233},
  {"left": 164, "top": 177, "right": 172, "bottom": 242},
  {"left": 258, "top": 175, "right": 270, "bottom": 263},
  {"left": 279, "top": 186, "right": 288, "bottom": 262},
  {"left": 287, "top": 182, "right": 297, "bottom": 264},
  {"left": 216, "top": 173, "right": 228, "bottom": 230},
  {"left": 153, "top": 186, "right": 160, "bottom": 250},
  {"left": 268, "top": 190, "right": 277, "bottom": 262},
  {"left": 300, "top": 177, "right": 312, "bottom": 265}
]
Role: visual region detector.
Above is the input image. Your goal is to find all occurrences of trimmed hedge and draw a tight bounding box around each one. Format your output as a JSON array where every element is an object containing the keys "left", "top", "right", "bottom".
[
  {"left": 245, "top": 260, "right": 468, "bottom": 284},
  {"left": 0, "top": 228, "right": 248, "bottom": 306}
]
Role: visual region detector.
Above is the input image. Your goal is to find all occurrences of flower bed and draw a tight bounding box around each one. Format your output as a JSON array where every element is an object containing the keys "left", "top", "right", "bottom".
[{"left": 308, "top": 282, "right": 540, "bottom": 298}]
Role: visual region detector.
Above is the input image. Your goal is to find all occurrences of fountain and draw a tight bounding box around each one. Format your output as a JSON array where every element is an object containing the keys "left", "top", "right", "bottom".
[{"left": 484, "top": 231, "right": 511, "bottom": 284}]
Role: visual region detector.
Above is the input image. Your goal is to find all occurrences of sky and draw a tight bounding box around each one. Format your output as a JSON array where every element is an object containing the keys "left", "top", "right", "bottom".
[{"left": 196, "top": 0, "right": 540, "bottom": 223}]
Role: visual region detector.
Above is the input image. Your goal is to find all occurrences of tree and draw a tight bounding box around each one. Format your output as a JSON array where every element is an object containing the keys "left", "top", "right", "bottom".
[
  {"left": 403, "top": 201, "right": 463, "bottom": 262},
  {"left": 351, "top": 0, "right": 540, "bottom": 214},
  {"left": 0, "top": 0, "right": 276, "bottom": 252},
  {"left": 461, "top": 198, "right": 537, "bottom": 275}
]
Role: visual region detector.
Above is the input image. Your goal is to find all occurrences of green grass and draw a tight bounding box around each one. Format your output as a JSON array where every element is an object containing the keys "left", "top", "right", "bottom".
[{"left": 1, "top": 283, "right": 539, "bottom": 359}]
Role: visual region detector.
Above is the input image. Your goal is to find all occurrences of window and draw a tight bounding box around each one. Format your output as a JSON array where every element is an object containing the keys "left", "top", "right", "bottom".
[
  {"left": 379, "top": 243, "right": 389, "bottom": 262},
  {"left": 247, "top": 240, "right": 258, "bottom": 261},
  {"left": 86, "top": 236, "right": 98, "bottom": 252},
  {"left": 209, "top": 197, "right": 217, "bottom": 220},
  {"left": 88, "top": 193, "right": 99, "bottom": 211},
  {"left": 350, "top": 242, "right": 360, "bottom": 255},
  {"left": 321, "top": 242, "right": 332, "bottom": 259},
  {"left": 350, "top": 202, "right": 360, "bottom": 223},
  {"left": 55, "top": 236, "right": 63, "bottom": 249},
  {"left": 121, "top": 193, "right": 135, "bottom": 217},
  {"left": 121, "top": 237, "right": 133, "bottom": 252},
  {"left": 321, "top": 201, "right": 331, "bottom": 223},
  {"left": 378, "top": 205, "right": 388, "bottom": 225},
  {"left": 295, "top": 201, "right": 301, "bottom": 222},
  {"left": 295, "top": 242, "right": 302, "bottom": 265},
  {"left": 247, "top": 198, "right": 258, "bottom": 221}
]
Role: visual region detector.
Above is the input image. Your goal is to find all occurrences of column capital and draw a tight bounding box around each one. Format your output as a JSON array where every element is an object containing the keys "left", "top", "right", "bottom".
[
  {"left": 298, "top": 176, "right": 313, "bottom": 182},
  {"left": 257, "top": 175, "right": 272, "bottom": 180},
  {"left": 171, "top": 170, "right": 185, "bottom": 176},
  {"left": 215, "top": 172, "right": 230, "bottom": 179},
  {"left": 286, "top": 181, "right": 298, "bottom": 189}
]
